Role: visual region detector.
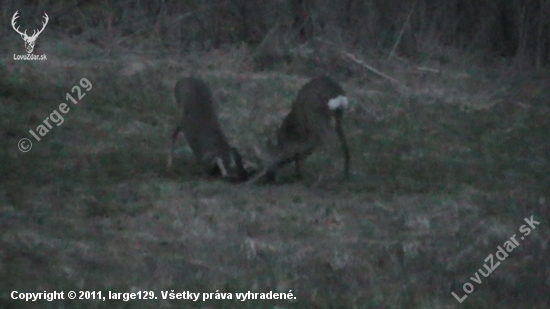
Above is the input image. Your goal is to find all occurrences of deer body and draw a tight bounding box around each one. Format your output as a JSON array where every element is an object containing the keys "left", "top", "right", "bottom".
[
  {"left": 168, "top": 77, "right": 248, "bottom": 182},
  {"left": 253, "top": 75, "right": 350, "bottom": 182}
]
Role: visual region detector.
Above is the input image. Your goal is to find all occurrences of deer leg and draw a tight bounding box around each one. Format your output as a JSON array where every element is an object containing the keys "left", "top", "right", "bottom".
[
  {"left": 167, "top": 125, "right": 182, "bottom": 170},
  {"left": 335, "top": 118, "right": 350, "bottom": 179}
]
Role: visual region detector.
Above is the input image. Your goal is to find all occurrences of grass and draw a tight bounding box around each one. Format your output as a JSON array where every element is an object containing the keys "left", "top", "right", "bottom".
[{"left": 1, "top": 37, "right": 549, "bottom": 309}]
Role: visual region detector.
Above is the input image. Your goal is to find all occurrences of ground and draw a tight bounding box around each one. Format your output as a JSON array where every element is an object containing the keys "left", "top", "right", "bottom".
[{"left": 1, "top": 37, "right": 549, "bottom": 308}]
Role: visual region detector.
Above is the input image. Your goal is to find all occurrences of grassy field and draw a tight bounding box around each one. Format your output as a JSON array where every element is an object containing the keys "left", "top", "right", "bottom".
[{"left": 1, "top": 37, "right": 549, "bottom": 309}]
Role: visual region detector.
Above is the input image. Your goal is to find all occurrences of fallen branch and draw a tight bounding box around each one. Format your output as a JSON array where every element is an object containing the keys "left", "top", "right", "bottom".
[
  {"left": 315, "top": 38, "right": 409, "bottom": 94},
  {"left": 341, "top": 52, "right": 399, "bottom": 84}
]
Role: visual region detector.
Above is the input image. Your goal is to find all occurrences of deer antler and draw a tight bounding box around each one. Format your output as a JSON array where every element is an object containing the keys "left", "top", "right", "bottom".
[
  {"left": 30, "top": 13, "right": 49, "bottom": 39},
  {"left": 247, "top": 139, "right": 317, "bottom": 184},
  {"left": 246, "top": 146, "right": 273, "bottom": 183},
  {"left": 11, "top": 11, "right": 49, "bottom": 39},
  {"left": 11, "top": 11, "right": 26, "bottom": 37}
]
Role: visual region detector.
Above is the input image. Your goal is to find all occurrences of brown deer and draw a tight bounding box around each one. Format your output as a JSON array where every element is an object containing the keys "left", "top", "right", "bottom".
[
  {"left": 167, "top": 77, "right": 249, "bottom": 182},
  {"left": 251, "top": 75, "right": 350, "bottom": 182}
]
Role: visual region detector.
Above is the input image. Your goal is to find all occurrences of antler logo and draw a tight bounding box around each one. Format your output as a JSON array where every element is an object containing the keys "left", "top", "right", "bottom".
[{"left": 11, "top": 10, "right": 49, "bottom": 54}]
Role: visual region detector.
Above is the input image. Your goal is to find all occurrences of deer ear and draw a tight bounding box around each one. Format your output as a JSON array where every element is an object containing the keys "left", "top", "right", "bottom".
[{"left": 215, "top": 157, "right": 228, "bottom": 177}]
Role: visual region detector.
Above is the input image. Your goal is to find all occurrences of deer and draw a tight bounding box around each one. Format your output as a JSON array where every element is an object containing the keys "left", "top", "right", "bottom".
[
  {"left": 11, "top": 11, "right": 49, "bottom": 54},
  {"left": 167, "top": 77, "right": 250, "bottom": 182},
  {"left": 250, "top": 75, "right": 350, "bottom": 183}
]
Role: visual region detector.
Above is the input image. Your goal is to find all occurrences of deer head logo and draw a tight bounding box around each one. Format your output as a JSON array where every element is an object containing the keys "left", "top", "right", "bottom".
[{"left": 11, "top": 11, "right": 49, "bottom": 54}]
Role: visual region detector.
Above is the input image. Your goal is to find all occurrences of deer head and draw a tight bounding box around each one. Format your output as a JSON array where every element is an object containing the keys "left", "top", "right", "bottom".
[
  {"left": 169, "top": 77, "right": 253, "bottom": 182},
  {"left": 11, "top": 11, "right": 49, "bottom": 54}
]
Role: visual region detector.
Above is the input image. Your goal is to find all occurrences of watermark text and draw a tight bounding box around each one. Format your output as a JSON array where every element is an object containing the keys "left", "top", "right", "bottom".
[
  {"left": 452, "top": 215, "right": 541, "bottom": 303},
  {"left": 18, "top": 78, "right": 92, "bottom": 152}
]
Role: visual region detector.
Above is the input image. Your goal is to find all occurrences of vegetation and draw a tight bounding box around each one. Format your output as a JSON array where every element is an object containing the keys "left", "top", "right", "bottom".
[{"left": 1, "top": 1, "right": 549, "bottom": 308}]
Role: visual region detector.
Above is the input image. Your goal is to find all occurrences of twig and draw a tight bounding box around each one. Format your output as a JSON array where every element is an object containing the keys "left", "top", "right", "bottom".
[
  {"left": 417, "top": 66, "right": 440, "bottom": 73},
  {"left": 246, "top": 168, "right": 269, "bottom": 184},
  {"left": 254, "top": 22, "right": 281, "bottom": 56},
  {"left": 388, "top": 0, "right": 418, "bottom": 60},
  {"left": 175, "top": 3, "right": 222, "bottom": 23},
  {"left": 153, "top": 0, "right": 166, "bottom": 36}
]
